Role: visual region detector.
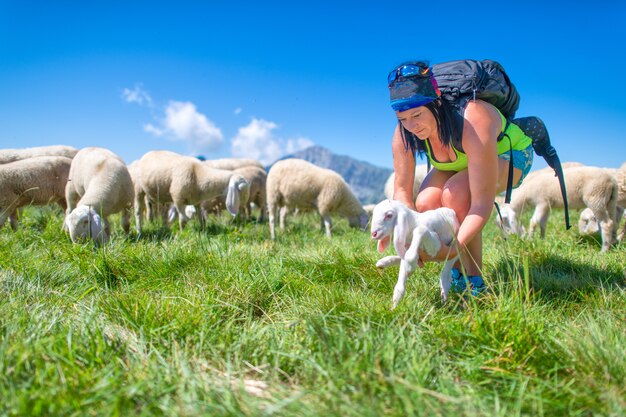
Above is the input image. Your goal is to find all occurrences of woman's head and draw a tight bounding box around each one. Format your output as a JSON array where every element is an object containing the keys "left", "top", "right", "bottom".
[
  {"left": 388, "top": 61, "right": 463, "bottom": 155},
  {"left": 388, "top": 61, "right": 440, "bottom": 112}
]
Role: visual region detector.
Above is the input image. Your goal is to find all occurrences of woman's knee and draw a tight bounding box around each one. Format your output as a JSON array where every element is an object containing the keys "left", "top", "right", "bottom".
[
  {"left": 415, "top": 188, "right": 442, "bottom": 212},
  {"left": 441, "top": 180, "right": 470, "bottom": 217}
]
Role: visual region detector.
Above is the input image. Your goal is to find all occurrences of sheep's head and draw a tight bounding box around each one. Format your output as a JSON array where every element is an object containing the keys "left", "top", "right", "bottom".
[
  {"left": 348, "top": 210, "right": 370, "bottom": 231},
  {"left": 495, "top": 204, "right": 524, "bottom": 237},
  {"left": 578, "top": 207, "right": 599, "bottom": 235},
  {"left": 65, "top": 205, "right": 108, "bottom": 244},
  {"left": 370, "top": 200, "right": 398, "bottom": 253},
  {"left": 225, "top": 174, "right": 250, "bottom": 216}
]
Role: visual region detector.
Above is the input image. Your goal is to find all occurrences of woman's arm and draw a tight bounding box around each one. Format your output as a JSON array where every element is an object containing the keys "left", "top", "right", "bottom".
[
  {"left": 391, "top": 124, "right": 417, "bottom": 210},
  {"left": 455, "top": 100, "right": 501, "bottom": 248}
]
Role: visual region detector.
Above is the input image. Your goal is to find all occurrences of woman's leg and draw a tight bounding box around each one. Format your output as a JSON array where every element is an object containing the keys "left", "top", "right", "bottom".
[{"left": 415, "top": 168, "right": 455, "bottom": 212}]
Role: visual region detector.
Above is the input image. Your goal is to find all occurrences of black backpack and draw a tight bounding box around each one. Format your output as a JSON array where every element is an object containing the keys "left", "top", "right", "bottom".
[{"left": 431, "top": 59, "right": 571, "bottom": 229}]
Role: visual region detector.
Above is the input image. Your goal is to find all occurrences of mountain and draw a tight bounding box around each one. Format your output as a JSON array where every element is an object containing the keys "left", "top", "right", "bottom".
[{"left": 271, "top": 145, "right": 393, "bottom": 205}]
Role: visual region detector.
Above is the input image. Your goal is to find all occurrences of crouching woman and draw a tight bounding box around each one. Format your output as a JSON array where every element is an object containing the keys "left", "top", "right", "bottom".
[{"left": 388, "top": 61, "right": 534, "bottom": 295}]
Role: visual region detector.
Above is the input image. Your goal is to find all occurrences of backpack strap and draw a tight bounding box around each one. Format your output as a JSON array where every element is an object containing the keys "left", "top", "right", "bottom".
[{"left": 498, "top": 120, "right": 514, "bottom": 204}]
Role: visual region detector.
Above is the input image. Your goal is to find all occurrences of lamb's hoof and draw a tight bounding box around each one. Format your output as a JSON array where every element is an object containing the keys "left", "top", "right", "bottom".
[{"left": 392, "top": 287, "right": 405, "bottom": 309}]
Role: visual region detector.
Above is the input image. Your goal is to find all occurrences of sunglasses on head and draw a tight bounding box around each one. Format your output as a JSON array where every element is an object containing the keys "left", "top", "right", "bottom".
[{"left": 387, "top": 63, "right": 431, "bottom": 86}]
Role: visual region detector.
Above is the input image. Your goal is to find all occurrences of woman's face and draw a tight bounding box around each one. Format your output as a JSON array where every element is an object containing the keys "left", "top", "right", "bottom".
[{"left": 395, "top": 106, "right": 436, "bottom": 140}]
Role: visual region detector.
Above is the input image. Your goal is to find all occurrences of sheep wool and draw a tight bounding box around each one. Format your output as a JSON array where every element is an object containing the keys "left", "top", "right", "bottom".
[
  {"left": 266, "top": 158, "right": 368, "bottom": 239},
  {"left": 65, "top": 147, "right": 134, "bottom": 244},
  {"left": 0, "top": 156, "right": 72, "bottom": 230},
  {"left": 0, "top": 145, "right": 78, "bottom": 164},
  {"left": 133, "top": 150, "right": 250, "bottom": 232}
]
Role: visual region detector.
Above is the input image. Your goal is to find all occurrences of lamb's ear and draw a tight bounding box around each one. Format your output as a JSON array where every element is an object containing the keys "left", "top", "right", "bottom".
[
  {"left": 393, "top": 209, "right": 409, "bottom": 258},
  {"left": 89, "top": 210, "right": 104, "bottom": 243},
  {"left": 225, "top": 179, "right": 240, "bottom": 216},
  {"left": 377, "top": 235, "right": 391, "bottom": 253}
]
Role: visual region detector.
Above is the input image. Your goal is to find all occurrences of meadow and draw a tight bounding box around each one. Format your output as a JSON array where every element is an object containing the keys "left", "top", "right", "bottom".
[{"left": 0, "top": 207, "right": 624, "bottom": 417}]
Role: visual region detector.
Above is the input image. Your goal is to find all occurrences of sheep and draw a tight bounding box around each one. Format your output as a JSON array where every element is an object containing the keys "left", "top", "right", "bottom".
[
  {"left": 133, "top": 150, "right": 250, "bottom": 232},
  {"left": 370, "top": 199, "right": 460, "bottom": 307},
  {"left": 266, "top": 158, "right": 368, "bottom": 239},
  {"left": 203, "top": 158, "right": 264, "bottom": 170},
  {"left": 0, "top": 156, "right": 72, "bottom": 230},
  {"left": 384, "top": 164, "right": 428, "bottom": 200},
  {"left": 201, "top": 165, "right": 267, "bottom": 222},
  {"left": 64, "top": 147, "right": 134, "bottom": 244},
  {"left": 498, "top": 166, "right": 619, "bottom": 251},
  {"left": 0, "top": 145, "right": 78, "bottom": 164},
  {"left": 577, "top": 164, "right": 626, "bottom": 241}
]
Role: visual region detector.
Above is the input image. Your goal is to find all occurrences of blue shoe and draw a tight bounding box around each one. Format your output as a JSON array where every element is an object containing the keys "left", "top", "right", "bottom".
[{"left": 450, "top": 268, "right": 486, "bottom": 296}]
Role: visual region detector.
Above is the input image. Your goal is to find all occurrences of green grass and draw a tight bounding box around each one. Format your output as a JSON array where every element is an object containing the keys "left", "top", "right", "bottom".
[{"left": 1, "top": 206, "right": 624, "bottom": 417}]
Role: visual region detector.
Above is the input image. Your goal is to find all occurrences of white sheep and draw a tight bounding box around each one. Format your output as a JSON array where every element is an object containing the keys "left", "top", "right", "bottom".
[
  {"left": 0, "top": 156, "right": 72, "bottom": 230},
  {"left": 577, "top": 164, "right": 626, "bottom": 241},
  {"left": 384, "top": 164, "right": 428, "bottom": 200},
  {"left": 370, "top": 199, "right": 460, "bottom": 307},
  {"left": 498, "top": 166, "right": 618, "bottom": 251},
  {"left": 0, "top": 145, "right": 78, "bottom": 164},
  {"left": 203, "top": 158, "right": 264, "bottom": 170},
  {"left": 133, "top": 150, "right": 250, "bottom": 232},
  {"left": 201, "top": 165, "right": 267, "bottom": 222},
  {"left": 266, "top": 158, "right": 368, "bottom": 239},
  {"left": 64, "top": 147, "right": 134, "bottom": 244}
]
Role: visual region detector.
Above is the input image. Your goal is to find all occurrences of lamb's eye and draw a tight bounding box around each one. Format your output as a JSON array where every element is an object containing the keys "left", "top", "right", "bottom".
[{"left": 384, "top": 213, "right": 393, "bottom": 220}]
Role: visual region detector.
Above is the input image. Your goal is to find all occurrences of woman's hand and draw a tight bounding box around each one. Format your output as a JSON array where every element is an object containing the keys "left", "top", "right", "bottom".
[{"left": 417, "top": 243, "right": 459, "bottom": 267}]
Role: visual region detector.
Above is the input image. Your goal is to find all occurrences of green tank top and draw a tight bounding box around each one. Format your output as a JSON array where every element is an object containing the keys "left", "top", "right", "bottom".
[{"left": 424, "top": 109, "right": 532, "bottom": 172}]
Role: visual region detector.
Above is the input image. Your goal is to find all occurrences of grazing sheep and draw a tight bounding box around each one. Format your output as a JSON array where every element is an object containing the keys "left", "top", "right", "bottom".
[
  {"left": 384, "top": 164, "right": 428, "bottom": 200},
  {"left": 266, "top": 158, "right": 368, "bottom": 239},
  {"left": 577, "top": 164, "right": 626, "bottom": 241},
  {"left": 370, "top": 199, "right": 460, "bottom": 307},
  {"left": 0, "top": 145, "right": 78, "bottom": 164},
  {"left": 203, "top": 158, "right": 264, "bottom": 170},
  {"left": 0, "top": 156, "right": 72, "bottom": 230},
  {"left": 499, "top": 166, "right": 618, "bottom": 251},
  {"left": 201, "top": 165, "right": 267, "bottom": 222},
  {"left": 64, "top": 147, "right": 134, "bottom": 244},
  {"left": 133, "top": 150, "right": 250, "bottom": 232}
]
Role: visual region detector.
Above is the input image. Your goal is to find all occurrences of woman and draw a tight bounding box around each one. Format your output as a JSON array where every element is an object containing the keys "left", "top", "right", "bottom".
[{"left": 388, "top": 61, "right": 534, "bottom": 295}]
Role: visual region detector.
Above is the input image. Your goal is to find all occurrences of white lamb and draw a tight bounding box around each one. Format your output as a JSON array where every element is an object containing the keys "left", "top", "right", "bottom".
[
  {"left": 577, "top": 164, "right": 626, "bottom": 241},
  {"left": 133, "top": 150, "right": 250, "bottom": 232},
  {"left": 64, "top": 147, "right": 134, "bottom": 244},
  {"left": 370, "top": 199, "right": 460, "bottom": 307},
  {"left": 0, "top": 145, "right": 78, "bottom": 164},
  {"left": 497, "top": 166, "right": 618, "bottom": 251},
  {"left": 0, "top": 156, "right": 72, "bottom": 230},
  {"left": 266, "top": 158, "right": 368, "bottom": 239},
  {"left": 384, "top": 164, "right": 428, "bottom": 200}
]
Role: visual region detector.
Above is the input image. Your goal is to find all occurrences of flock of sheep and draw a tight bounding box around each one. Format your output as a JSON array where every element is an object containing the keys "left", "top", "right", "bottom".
[
  {"left": 0, "top": 145, "right": 368, "bottom": 243},
  {"left": 0, "top": 144, "right": 624, "bottom": 253}
]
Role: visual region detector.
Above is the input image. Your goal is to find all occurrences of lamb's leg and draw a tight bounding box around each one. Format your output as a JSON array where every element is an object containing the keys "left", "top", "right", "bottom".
[
  {"left": 121, "top": 208, "right": 131, "bottom": 234},
  {"left": 279, "top": 206, "right": 288, "bottom": 231},
  {"left": 174, "top": 203, "right": 189, "bottom": 231},
  {"left": 322, "top": 214, "right": 332, "bottom": 238},
  {"left": 440, "top": 257, "right": 459, "bottom": 303},
  {"left": 64, "top": 181, "right": 79, "bottom": 232},
  {"left": 528, "top": 204, "right": 549, "bottom": 238},
  {"left": 9, "top": 209, "right": 18, "bottom": 231},
  {"left": 616, "top": 206, "right": 625, "bottom": 241},
  {"left": 376, "top": 255, "right": 401, "bottom": 268},
  {"left": 594, "top": 208, "right": 615, "bottom": 252},
  {"left": 134, "top": 191, "right": 145, "bottom": 234},
  {"left": 392, "top": 259, "right": 416, "bottom": 309},
  {"left": 268, "top": 203, "right": 277, "bottom": 240}
]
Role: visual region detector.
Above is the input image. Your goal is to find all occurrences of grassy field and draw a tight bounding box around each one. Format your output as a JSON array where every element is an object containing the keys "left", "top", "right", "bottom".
[{"left": 1, "top": 206, "right": 624, "bottom": 417}]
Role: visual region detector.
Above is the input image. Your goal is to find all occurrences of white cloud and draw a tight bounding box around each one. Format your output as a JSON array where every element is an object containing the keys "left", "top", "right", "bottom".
[
  {"left": 234, "top": 107, "right": 242, "bottom": 115},
  {"left": 122, "top": 84, "right": 152, "bottom": 106},
  {"left": 144, "top": 101, "right": 224, "bottom": 154},
  {"left": 231, "top": 118, "right": 314, "bottom": 165}
]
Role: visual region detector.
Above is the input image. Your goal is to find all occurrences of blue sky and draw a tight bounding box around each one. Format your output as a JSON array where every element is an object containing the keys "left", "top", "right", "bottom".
[{"left": 1, "top": 1, "right": 625, "bottom": 171}]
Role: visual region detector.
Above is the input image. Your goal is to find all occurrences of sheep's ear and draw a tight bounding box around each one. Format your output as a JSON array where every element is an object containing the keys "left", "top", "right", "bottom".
[
  {"left": 89, "top": 211, "right": 104, "bottom": 243},
  {"left": 393, "top": 209, "right": 409, "bottom": 258},
  {"left": 225, "top": 180, "right": 240, "bottom": 216}
]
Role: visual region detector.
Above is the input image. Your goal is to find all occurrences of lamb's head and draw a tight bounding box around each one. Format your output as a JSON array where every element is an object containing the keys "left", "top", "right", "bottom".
[
  {"left": 225, "top": 174, "right": 250, "bottom": 216},
  {"left": 370, "top": 200, "right": 398, "bottom": 253},
  {"left": 495, "top": 204, "right": 524, "bottom": 237},
  {"left": 65, "top": 205, "right": 108, "bottom": 244},
  {"left": 578, "top": 207, "right": 599, "bottom": 235},
  {"left": 348, "top": 209, "right": 370, "bottom": 231}
]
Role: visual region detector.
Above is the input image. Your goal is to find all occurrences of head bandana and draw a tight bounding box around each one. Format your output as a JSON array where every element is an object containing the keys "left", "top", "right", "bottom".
[{"left": 389, "top": 65, "right": 440, "bottom": 112}]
